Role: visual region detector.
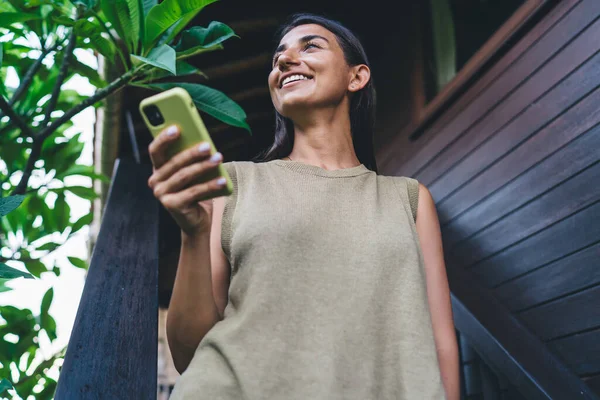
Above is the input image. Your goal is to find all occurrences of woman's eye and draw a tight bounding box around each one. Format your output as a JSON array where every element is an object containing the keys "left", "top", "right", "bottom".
[{"left": 305, "top": 42, "right": 320, "bottom": 50}]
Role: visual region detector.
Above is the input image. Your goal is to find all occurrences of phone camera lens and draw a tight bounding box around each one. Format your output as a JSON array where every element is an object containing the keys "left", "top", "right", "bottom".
[{"left": 143, "top": 105, "right": 165, "bottom": 126}]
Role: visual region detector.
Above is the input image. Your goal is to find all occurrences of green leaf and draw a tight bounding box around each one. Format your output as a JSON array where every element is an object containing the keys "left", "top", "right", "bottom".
[
  {"left": 52, "top": 15, "right": 76, "bottom": 26},
  {"left": 36, "top": 242, "right": 62, "bottom": 251},
  {"left": 143, "top": 0, "right": 218, "bottom": 51},
  {"left": 148, "top": 82, "right": 250, "bottom": 131},
  {"left": 0, "top": 12, "right": 41, "bottom": 26},
  {"left": 54, "top": 192, "right": 70, "bottom": 231},
  {"left": 0, "top": 379, "right": 13, "bottom": 393},
  {"left": 0, "top": 263, "right": 33, "bottom": 280},
  {"left": 0, "top": 195, "right": 25, "bottom": 217},
  {"left": 100, "top": 0, "right": 138, "bottom": 52},
  {"left": 41, "top": 313, "right": 57, "bottom": 341},
  {"left": 174, "top": 21, "right": 236, "bottom": 59},
  {"left": 73, "top": 19, "right": 116, "bottom": 60},
  {"left": 71, "top": 213, "right": 93, "bottom": 233},
  {"left": 0, "top": 43, "right": 3, "bottom": 69},
  {"left": 67, "top": 256, "right": 87, "bottom": 269},
  {"left": 131, "top": 44, "right": 176, "bottom": 74},
  {"left": 25, "top": 259, "right": 47, "bottom": 278},
  {"left": 41, "top": 287, "right": 53, "bottom": 315},
  {"left": 64, "top": 186, "right": 98, "bottom": 200}
]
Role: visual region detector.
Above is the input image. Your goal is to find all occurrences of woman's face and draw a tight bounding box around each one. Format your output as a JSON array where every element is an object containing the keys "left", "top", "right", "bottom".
[{"left": 268, "top": 24, "right": 355, "bottom": 118}]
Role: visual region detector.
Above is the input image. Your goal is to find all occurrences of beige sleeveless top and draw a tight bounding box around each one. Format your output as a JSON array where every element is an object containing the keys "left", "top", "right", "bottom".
[{"left": 170, "top": 160, "right": 445, "bottom": 400}]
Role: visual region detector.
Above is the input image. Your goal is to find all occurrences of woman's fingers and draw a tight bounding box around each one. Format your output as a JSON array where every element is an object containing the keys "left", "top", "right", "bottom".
[
  {"left": 148, "top": 139, "right": 213, "bottom": 190},
  {"left": 152, "top": 153, "right": 222, "bottom": 198},
  {"left": 160, "top": 176, "right": 227, "bottom": 210},
  {"left": 148, "top": 125, "right": 180, "bottom": 170}
]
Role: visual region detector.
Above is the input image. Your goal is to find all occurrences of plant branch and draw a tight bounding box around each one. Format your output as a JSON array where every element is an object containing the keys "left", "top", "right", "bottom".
[
  {"left": 41, "top": 20, "right": 80, "bottom": 128},
  {"left": 8, "top": 40, "right": 64, "bottom": 109},
  {"left": 10, "top": 69, "right": 136, "bottom": 196},
  {"left": 0, "top": 96, "right": 36, "bottom": 138}
]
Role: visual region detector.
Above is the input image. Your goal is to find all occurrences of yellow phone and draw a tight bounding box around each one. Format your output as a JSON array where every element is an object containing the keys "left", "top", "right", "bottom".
[{"left": 139, "top": 87, "right": 233, "bottom": 197}]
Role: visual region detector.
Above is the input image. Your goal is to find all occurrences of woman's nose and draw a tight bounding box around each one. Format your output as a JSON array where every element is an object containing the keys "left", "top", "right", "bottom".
[{"left": 277, "top": 49, "right": 300, "bottom": 69}]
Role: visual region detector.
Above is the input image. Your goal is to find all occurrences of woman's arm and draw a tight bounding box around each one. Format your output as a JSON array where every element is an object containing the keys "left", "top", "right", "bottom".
[{"left": 415, "top": 183, "right": 460, "bottom": 400}]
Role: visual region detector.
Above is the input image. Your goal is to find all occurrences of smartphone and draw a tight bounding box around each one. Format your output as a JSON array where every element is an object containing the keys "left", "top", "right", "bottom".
[{"left": 139, "top": 87, "right": 233, "bottom": 197}]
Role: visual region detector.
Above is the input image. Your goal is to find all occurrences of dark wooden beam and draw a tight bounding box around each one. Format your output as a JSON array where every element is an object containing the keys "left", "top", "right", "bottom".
[
  {"left": 55, "top": 158, "right": 159, "bottom": 398},
  {"left": 449, "top": 264, "right": 599, "bottom": 399}
]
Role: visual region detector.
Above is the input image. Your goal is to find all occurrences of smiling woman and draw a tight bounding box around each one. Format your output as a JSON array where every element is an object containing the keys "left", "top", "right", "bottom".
[{"left": 151, "top": 12, "right": 458, "bottom": 400}]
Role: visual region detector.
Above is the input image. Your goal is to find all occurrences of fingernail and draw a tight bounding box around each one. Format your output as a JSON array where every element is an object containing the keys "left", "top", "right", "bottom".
[
  {"left": 210, "top": 152, "right": 222, "bottom": 163},
  {"left": 217, "top": 177, "right": 226, "bottom": 185},
  {"left": 198, "top": 142, "right": 210, "bottom": 152},
  {"left": 165, "top": 125, "right": 178, "bottom": 136}
]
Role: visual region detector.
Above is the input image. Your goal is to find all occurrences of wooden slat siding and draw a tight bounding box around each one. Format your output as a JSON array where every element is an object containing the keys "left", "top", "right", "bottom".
[
  {"left": 448, "top": 160, "right": 600, "bottom": 267},
  {"left": 548, "top": 327, "right": 600, "bottom": 376},
  {"left": 449, "top": 266, "right": 598, "bottom": 399},
  {"left": 518, "top": 284, "right": 600, "bottom": 341},
  {"left": 55, "top": 158, "right": 159, "bottom": 399},
  {"left": 381, "top": 0, "right": 594, "bottom": 176},
  {"left": 469, "top": 200, "right": 600, "bottom": 288},
  {"left": 494, "top": 241, "right": 600, "bottom": 312},
  {"left": 422, "top": 20, "right": 600, "bottom": 199},
  {"left": 441, "top": 110, "right": 600, "bottom": 250}
]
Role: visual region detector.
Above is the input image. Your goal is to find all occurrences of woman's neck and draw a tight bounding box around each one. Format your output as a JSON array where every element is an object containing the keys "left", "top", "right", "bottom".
[{"left": 287, "top": 109, "right": 360, "bottom": 170}]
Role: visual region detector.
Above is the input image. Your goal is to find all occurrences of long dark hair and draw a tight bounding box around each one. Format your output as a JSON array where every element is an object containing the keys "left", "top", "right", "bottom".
[{"left": 252, "top": 13, "right": 378, "bottom": 173}]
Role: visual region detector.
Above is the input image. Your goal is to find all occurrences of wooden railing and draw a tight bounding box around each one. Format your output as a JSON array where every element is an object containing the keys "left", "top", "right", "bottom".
[
  {"left": 450, "top": 265, "right": 600, "bottom": 399},
  {"left": 55, "top": 157, "right": 159, "bottom": 398}
]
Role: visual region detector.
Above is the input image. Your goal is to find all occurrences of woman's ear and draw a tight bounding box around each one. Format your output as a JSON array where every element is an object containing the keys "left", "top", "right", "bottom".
[{"left": 348, "top": 64, "right": 371, "bottom": 92}]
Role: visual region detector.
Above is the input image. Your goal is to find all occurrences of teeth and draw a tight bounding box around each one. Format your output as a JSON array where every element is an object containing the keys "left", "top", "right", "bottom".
[{"left": 282, "top": 74, "right": 310, "bottom": 87}]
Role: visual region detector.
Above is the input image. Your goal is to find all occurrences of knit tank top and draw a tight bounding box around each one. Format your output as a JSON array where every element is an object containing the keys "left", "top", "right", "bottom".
[{"left": 170, "top": 160, "right": 445, "bottom": 400}]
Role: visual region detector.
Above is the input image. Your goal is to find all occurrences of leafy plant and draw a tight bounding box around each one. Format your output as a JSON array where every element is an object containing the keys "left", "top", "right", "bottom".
[{"left": 1, "top": 0, "right": 248, "bottom": 397}]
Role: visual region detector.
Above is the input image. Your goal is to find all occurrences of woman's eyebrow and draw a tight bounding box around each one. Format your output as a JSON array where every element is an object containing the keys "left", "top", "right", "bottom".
[{"left": 274, "top": 34, "right": 330, "bottom": 54}]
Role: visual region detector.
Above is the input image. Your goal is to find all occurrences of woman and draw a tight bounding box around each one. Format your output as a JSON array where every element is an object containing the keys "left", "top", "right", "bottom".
[{"left": 147, "top": 13, "right": 459, "bottom": 400}]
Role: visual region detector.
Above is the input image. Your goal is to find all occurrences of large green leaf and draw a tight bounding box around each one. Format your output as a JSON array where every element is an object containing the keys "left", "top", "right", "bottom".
[
  {"left": 63, "top": 186, "right": 98, "bottom": 200},
  {"left": 148, "top": 82, "right": 250, "bottom": 131},
  {"left": 71, "top": 0, "right": 97, "bottom": 9},
  {"left": 25, "top": 259, "right": 47, "bottom": 278},
  {"left": 0, "top": 195, "right": 25, "bottom": 217},
  {"left": 131, "top": 44, "right": 176, "bottom": 74},
  {"left": 174, "top": 21, "right": 236, "bottom": 59},
  {"left": 40, "top": 287, "right": 53, "bottom": 316},
  {"left": 73, "top": 19, "right": 116, "bottom": 60},
  {"left": 71, "top": 213, "right": 93, "bottom": 233},
  {"left": 0, "top": 264, "right": 33, "bottom": 280},
  {"left": 143, "top": 0, "right": 218, "bottom": 51},
  {"left": 0, "top": 12, "right": 41, "bottom": 26},
  {"left": 0, "top": 43, "right": 3, "bottom": 69},
  {"left": 67, "top": 256, "right": 87, "bottom": 269},
  {"left": 100, "top": 0, "right": 139, "bottom": 52}
]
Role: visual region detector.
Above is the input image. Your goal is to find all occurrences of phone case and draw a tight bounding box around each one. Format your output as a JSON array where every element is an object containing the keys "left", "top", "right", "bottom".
[{"left": 139, "top": 87, "right": 233, "bottom": 197}]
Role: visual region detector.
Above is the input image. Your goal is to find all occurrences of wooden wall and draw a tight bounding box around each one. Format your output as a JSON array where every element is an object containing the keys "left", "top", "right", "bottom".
[{"left": 379, "top": 0, "right": 600, "bottom": 393}]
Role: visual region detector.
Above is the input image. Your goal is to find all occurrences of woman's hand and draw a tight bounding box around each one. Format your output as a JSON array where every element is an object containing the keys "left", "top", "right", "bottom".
[{"left": 147, "top": 125, "right": 227, "bottom": 237}]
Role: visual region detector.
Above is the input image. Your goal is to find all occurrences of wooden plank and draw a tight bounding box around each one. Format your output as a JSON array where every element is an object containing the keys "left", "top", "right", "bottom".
[
  {"left": 469, "top": 200, "right": 600, "bottom": 287},
  {"left": 55, "top": 158, "right": 159, "bottom": 399},
  {"left": 450, "top": 265, "right": 599, "bottom": 399},
  {"left": 422, "top": 19, "right": 600, "bottom": 195},
  {"left": 518, "top": 285, "right": 600, "bottom": 340},
  {"left": 384, "top": 0, "right": 598, "bottom": 177},
  {"left": 548, "top": 327, "right": 600, "bottom": 375},
  {"left": 494, "top": 241, "right": 600, "bottom": 312},
  {"left": 449, "top": 160, "right": 600, "bottom": 267},
  {"left": 441, "top": 115, "right": 600, "bottom": 249}
]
